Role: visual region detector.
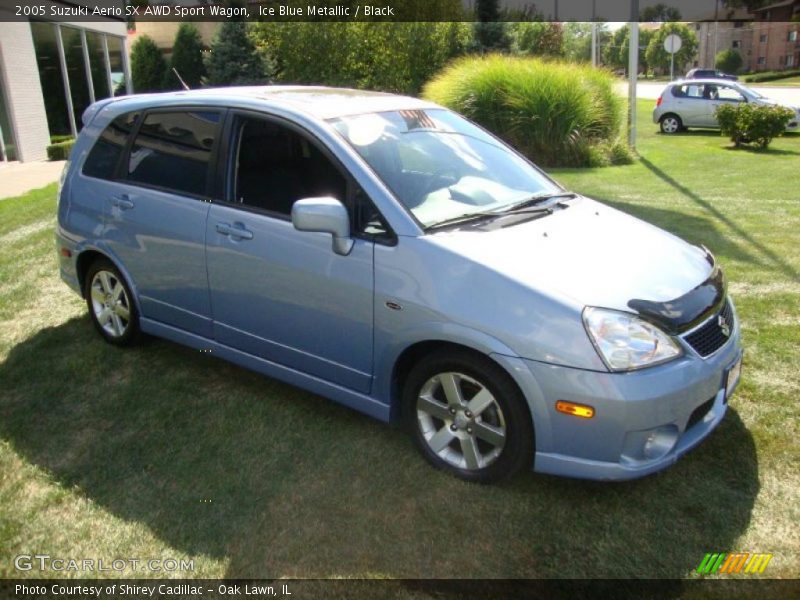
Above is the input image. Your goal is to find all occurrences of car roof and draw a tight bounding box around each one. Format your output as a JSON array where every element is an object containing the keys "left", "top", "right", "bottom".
[
  {"left": 671, "top": 78, "right": 741, "bottom": 85},
  {"left": 97, "top": 86, "right": 440, "bottom": 121}
]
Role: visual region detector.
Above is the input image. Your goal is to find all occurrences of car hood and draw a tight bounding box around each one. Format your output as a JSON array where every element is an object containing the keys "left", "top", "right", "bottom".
[{"left": 425, "top": 196, "right": 714, "bottom": 315}]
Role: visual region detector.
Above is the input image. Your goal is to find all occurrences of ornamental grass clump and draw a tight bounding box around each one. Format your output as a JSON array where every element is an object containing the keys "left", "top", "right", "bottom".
[{"left": 423, "top": 55, "right": 625, "bottom": 167}]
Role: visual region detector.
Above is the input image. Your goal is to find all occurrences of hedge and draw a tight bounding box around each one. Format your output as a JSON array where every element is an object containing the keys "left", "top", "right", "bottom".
[
  {"left": 46, "top": 140, "right": 75, "bottom": 161},
  {"left": 743, "top": 69, "right": 800, "bottom": 83}
]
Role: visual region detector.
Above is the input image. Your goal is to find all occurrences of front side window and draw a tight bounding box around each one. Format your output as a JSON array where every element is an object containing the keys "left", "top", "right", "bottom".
[
  {"left": 83, "top": 111, "right": 139, "bottom": 180},
  {"left": 127, "top": 110, "right": 220, "bottom": 196},
  {"left": 715, "top": 86, "right": 746, "bottom": 102},
  {"left": 330, "top": 109, "right": 559, "bottom": 228}
]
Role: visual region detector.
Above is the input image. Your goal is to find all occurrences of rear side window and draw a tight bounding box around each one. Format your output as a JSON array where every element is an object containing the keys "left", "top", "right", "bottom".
[
  {"left": 82, "top": 112, "right": 139, "bottom": 180},
  {"left": 126, "top": 111, "right": 220, "bottom": 197}
]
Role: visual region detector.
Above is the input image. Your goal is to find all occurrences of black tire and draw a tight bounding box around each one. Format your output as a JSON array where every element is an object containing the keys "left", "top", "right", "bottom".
[
  {"left": 84, "top": 258, "right": 140, "bottom": 346},
  {"left": 660, "top": 114, "right": 683, "bottom": 134},
  {"left": 403, "top": 349, "right": 534, "bottom": 483}
]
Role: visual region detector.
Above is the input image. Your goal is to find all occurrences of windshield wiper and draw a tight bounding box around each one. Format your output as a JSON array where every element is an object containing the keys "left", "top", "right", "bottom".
[
  {"left": 500, "top": 191, "right": 577, "bottom": 213},
  {"left": 425, "top": 207, "right": 552, "bottom": 232}
]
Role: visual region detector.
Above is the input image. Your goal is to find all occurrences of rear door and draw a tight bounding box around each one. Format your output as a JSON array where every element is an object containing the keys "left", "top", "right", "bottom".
[
  {"left": 105, "top": 109, "right": 223, "bottom": 338},
  {"left": 205, "top": 111, "right": 378, "bottom": 393}
]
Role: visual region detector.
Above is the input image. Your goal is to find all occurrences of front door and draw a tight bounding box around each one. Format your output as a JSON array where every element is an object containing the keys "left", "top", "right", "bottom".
[{"left": 206, "top": 113, "right": 374, "bottom": 393}]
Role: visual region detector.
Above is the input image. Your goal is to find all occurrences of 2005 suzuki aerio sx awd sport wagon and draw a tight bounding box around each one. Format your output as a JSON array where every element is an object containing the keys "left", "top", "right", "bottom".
[{"left": 57, "top": 86, "right": 743, "bottom": 483}]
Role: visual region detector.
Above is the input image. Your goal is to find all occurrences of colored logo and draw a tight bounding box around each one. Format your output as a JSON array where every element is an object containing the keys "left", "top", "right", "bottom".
[{"left": 697, "top": 552, "right": 772, "bottom": 574}]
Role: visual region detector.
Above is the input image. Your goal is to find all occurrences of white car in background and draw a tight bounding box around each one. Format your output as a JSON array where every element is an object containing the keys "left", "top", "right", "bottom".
[{"left": 653, "top": 79, "right": 800, "bottom": 134}]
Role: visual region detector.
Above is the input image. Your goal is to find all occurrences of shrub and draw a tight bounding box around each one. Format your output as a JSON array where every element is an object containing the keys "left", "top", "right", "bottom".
[
  {"left": 165, "top": 23, "right": 205, "bottom": 90},
  {"left": 50, "top": 135, "right": 74, "bottom": 145},
  {"left": 422, "top": 55, "right": 624, "bottom": 167},
  {"left": 205, "top": 22, "right": 274, "bottom": 86},
  {"left": 715, "top": 103, "right": 795, "bottom": 149},
  {"left": 130, "top": 35, "right": 167, "bottom": 93},
  {"left": 715, "top": 49, "right": 743, "bottom": 74},
  {"left": 743, "top": 68, "right": 800, "bottom": 83},
  {"left": 46, "top": 140, "right": 75, "bottom": 161}
]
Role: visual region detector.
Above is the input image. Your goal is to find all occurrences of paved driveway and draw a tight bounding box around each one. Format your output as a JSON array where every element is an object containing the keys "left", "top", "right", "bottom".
[
  {"left": 619, "top": 81, "right": 800, "bottom": 105},
  {"left": 0, "top": 160, "right": 66, "bottom": 200}
]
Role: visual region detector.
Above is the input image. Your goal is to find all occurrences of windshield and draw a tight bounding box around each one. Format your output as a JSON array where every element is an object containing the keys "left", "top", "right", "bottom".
[{"left": 329, "top": 109, "right": 561, "bottom": 228}]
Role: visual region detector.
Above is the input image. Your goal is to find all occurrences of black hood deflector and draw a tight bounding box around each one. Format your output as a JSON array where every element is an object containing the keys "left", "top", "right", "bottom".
[{"left": 628, "top": 264, "right": 726, "bottom": 335}]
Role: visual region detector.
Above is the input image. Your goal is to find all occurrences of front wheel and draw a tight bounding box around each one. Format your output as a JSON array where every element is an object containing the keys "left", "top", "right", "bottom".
[
  {"left": 84, "top": 259, "right": 140, "bottom": 346},
  {"left": 660, "top": 114, "right": 683, "bottom": 134},
  {"left": 403, "top": 350, "right": 534, "bottom": 483}
]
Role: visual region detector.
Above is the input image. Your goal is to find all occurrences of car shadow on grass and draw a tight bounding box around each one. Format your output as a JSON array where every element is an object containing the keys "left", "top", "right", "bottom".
[{"left": 0, "top": 317, "right": 759, "bottom": 579}]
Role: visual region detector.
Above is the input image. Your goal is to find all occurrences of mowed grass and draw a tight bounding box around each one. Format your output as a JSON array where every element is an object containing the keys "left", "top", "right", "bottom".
[{"left": 0, "top": 100, "right": 798, "bottom": 581}]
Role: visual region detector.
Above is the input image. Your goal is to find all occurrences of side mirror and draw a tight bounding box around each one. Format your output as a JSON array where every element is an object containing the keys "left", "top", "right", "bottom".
[{"left": 291, "top": 197, "right": 354, "bottom": 256}]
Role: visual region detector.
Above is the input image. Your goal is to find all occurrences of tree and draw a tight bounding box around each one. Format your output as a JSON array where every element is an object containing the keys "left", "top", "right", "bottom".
[
  {"left": 130, "top": 35, "right": 167, "bottom": 93},
  {"left": 606, "top": 26, "right": 655, "bottom": 75},
  {"left": 205, "top": 22, "right": 274, "bottom": 86},
  {"left": 645, "top": 23, "right": 699, "bottom": 74},
  {"left": 165, "top": 23, "right": 205, "bottom": 90},
  {"left": 716, "top": 49, "right": 743, "bottom": 73},
  {"left": 640, "top": 4, "right": 681, "bottom": 21},
  {"left": 472, "top": 0, "right": 511, "bottom": 52},
  {"left": 562, "top": 23, "right": 610, "bottom": 63},
  {"left": 511, "top": 22, "right": 563, "bottom": 57}
]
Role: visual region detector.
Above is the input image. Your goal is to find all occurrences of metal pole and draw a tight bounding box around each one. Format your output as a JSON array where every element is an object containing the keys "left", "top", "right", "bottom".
[
  {"left": 628, "top": 1, "right": 639, "bottom": 149},
  {"left": 671, "top": 52, "right": 675, "bottom": 80},
  {"left": 54, "top": 24, "right": 78, "bottom": 138},
  {"left": 592, "top": 23, "right": 597, "bottom": 66},
  {"left": 80, "top": 29, "right": 95, "bottom": 105}
]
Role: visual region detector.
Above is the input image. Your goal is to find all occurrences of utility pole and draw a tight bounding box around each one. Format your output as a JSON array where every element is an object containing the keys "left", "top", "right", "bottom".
[
  {"left": 628, "top": 0, "right": 639, "bottom": 148},
  {"left": 592, "top": 23, "right": 598, "bottom": 66}
]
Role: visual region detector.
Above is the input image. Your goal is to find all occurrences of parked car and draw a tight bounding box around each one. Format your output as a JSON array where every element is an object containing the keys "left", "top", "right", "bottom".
[
  {"left": 653, "top": 79, "right": 800, "bottom": 134},
  {"left": 57, "top": 87, "right": 743, "bottom": 482},
  {"left": 685, "top": 68, "right": 738, "bottom": 81}
]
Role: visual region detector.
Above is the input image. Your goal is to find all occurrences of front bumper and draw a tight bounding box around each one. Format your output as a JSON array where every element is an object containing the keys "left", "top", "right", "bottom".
[{"left": 520, "top": 325, "right": 742, "bottom": 481}]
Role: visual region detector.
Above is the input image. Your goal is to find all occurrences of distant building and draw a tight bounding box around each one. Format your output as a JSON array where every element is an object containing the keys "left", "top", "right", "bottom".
[
  {"left": 0, "top": 1, "right": 131, "bottom": 162},
  {"left": 692, "top": 1, "right": 800, "bottom": 73}
]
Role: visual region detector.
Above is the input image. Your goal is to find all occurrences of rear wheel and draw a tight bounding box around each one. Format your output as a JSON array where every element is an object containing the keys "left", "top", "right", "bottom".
[
  {"left": 403, "top": 350, "right": 533, "bottom": 483},
  {"left": 660, "top": 114, "right": 683, "bottom": 134},
  {"left": 84, "top": 259, "right": 140, "bottom": 346}
]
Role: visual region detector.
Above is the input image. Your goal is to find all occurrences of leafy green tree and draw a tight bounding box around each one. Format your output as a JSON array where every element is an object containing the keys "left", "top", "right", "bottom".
[
  {"left": 165, "top": 23, "right": 206, "bottom": 90},
  {"left": 716, "top": 49, "right": 743, "bottom": 73},
  {"left": 645, "top": 23, "right": 699, "bottom": 74},
  {"left": 511, "top": 22, "right": 564, "bottom": 57},
  {"left": 605, "top": 26, "right": 653, "bottom": 75},
  {"left": 130, "top": 35, "right": 167, "bottom": 93},
  {"left": 562, "top": 23, "right": 609, "bottom": 63},
  {"left": 205, "top": 22, "right": 274, "bottom": 86},
  {"left": 640, "top": 4, "right": 681, "bottom": 21}
]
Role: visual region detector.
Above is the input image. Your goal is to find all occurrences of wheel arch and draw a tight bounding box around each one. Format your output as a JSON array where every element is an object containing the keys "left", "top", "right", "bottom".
[{"left": 75, "top": 247, "right": 143, "bottom": 315}]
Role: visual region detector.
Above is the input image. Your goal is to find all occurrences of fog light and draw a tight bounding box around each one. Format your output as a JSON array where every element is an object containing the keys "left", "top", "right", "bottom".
[
  {"left": 555, "top": 400, "right": 595, "bottom": 419},
  {"left": 621, "top": 425, "right": 679, "bottom": 464}
]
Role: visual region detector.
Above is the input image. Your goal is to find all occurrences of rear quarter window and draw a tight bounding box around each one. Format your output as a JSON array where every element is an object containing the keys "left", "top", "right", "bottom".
[{"left": 82, "top": 111, "right": 140, "bottom": 180}]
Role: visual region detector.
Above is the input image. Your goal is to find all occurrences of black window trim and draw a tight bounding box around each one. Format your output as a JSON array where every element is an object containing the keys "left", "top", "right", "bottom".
[
  {"left": 114, "top": 106, "right": 227, "bottom": 201},
  {"left": 215, "top": 108, "right": 397, "bottom": 246}
]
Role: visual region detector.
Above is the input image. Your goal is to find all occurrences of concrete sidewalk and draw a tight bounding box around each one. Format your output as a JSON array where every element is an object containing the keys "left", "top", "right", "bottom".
[{"left": 0, "top": 160, "right": 66, "bottom": 200}]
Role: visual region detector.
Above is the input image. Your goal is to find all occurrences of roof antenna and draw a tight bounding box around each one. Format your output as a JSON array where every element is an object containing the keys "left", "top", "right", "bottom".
[{"left": 172, "top": 68, "right": 190, "bottom": 91}]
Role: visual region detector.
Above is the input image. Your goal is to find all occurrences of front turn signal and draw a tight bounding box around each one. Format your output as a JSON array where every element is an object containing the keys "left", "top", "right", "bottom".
[{"left": 556, "top": 400, "right": 595, "bottom": 419}]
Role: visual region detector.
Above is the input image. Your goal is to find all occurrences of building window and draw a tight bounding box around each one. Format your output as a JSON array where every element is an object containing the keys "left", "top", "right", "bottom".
[
  {"left": 85, "top": 30, "right": 110, "bottom": 102},
  {"left": 108, "top": 36, "right": 127, "bottom": 96},
  {"left": 732, "top": 40, "right": 741, "bottom": 49},
  {"left": 757, "top": 56, "right": 766, "bottom": 65},
  {"left": 30, "top": 22, "right": 71, "bottom": 137},
  {"left": 787, "top": 55, "right": 796, "bottom": 67},
  {"left": 759, "top": 34, "right": 768, "bottom": 43},
  {"left": 734, "top": 21, "right": 744, "bottom": 28},
  {"left": 0, "top": 75, "right": 18, "bottom": 161},
  {"left": 789, "top": 31, "right": 798, "bottom": 42}
]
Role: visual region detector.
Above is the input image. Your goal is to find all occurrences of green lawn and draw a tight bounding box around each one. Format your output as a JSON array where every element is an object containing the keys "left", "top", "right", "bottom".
[{"left": 0, "top": 101, "right": 798, "bottom": 581}]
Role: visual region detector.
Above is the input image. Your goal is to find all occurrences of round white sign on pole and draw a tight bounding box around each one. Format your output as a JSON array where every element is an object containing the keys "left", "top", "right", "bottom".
[{"left": 664, "top": 34, "right": 682, "bottom": 54}]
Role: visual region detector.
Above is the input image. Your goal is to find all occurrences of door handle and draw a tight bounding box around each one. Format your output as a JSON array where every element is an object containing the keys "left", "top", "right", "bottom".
[
  {"left": 111, "top": 194, "right": 134, "bottom": 210},
  {"left": 216, "top": 222, "right": 253, "bottom": 241}
]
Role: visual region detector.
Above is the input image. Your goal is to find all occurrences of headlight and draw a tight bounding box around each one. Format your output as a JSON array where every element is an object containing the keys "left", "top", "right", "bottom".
[{"left": 583, "top": 307, "right": 683, "bottom": 371}]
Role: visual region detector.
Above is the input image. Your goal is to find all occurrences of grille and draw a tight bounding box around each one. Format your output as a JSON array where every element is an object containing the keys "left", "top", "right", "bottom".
[
  {"left": 683, "top": 300, "right": 734, "bottom": 357},
  {"left": 686, "top": 397, "right": 715, "bottom": 430}
]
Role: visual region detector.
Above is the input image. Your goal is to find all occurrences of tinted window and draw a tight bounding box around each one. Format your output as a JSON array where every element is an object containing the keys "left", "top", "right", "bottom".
[
  {"left": 127, "top": 111, "right": 220, "bottom": 196},
  {"left": 83, "top": 112, "right": 139, "bottom": 180},
  {"left": 232, "top": 116, "right": 346, "bottom": 216}
]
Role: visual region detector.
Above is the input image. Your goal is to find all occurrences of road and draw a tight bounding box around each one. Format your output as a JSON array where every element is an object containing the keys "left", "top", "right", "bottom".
[{"left": 617, "top": 82, "right": 800, "bottom": 105}]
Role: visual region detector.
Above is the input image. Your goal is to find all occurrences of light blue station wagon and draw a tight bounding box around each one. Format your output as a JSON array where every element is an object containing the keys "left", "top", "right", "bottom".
[{"left": 56, "top": 87, "right": 743, "bottom": 482}]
